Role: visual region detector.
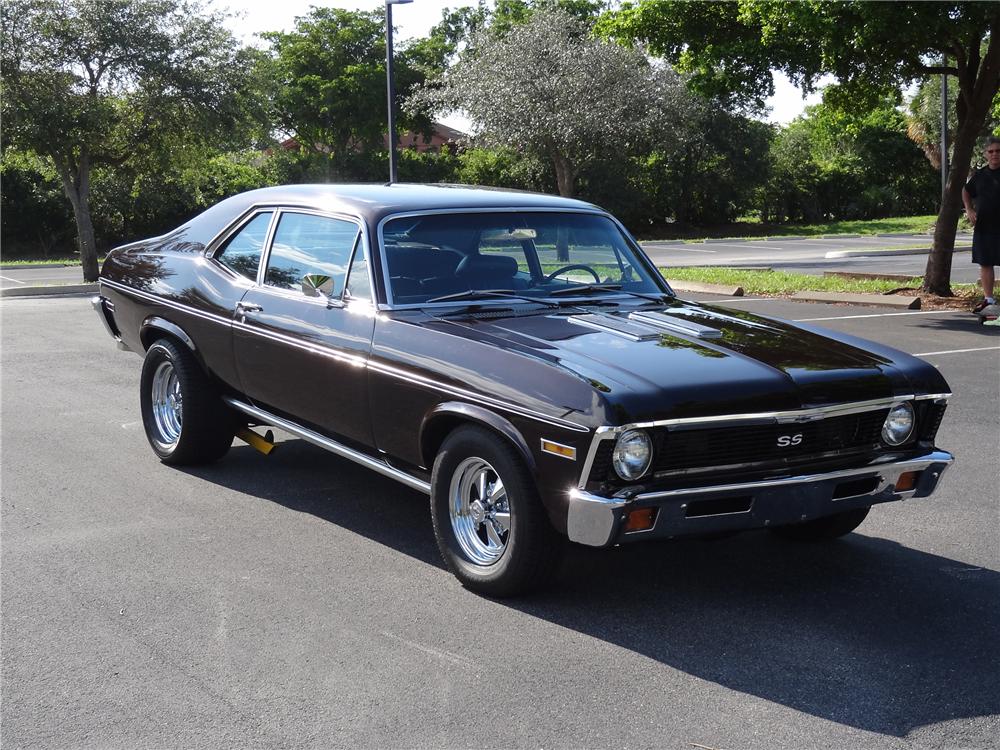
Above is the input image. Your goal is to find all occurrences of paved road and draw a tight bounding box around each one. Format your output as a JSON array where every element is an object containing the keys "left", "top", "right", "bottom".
[
  {"left": 0, "top": 264, "right": 86, "bottom": 290},
  {"left": 2, "top": 296, "right": 998, "bottom": 749},
  {"left": 641, "top": 232, "right": 979, "bottom": 283}
]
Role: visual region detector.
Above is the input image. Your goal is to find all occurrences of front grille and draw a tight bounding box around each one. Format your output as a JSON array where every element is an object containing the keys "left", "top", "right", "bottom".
[
  {"left": 587, "top": 408, "right": 890, "bottom": 485},
  {"left": 917, "top": 401, "right": 947, "bottom": 442},
  {"left": 655, "top": 410, "right": 888, "bottom": 473}
]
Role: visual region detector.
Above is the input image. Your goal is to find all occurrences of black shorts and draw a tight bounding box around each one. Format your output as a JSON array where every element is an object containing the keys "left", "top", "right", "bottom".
[{"left": 972, "top": 230, "right": 1000, "bottom": 266}]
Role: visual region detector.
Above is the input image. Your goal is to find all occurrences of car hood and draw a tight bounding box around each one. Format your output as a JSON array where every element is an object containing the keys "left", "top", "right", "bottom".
[{"left": 431, "top": 300, "right": 913, "bottom": 423}]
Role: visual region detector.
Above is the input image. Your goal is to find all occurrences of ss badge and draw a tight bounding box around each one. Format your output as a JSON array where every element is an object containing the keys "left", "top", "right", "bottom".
[{"left": 776, "top": 433, "right": 803, "bottom": 447}]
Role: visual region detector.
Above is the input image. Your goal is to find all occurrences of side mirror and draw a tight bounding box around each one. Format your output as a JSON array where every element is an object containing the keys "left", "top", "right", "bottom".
[{"left": 301, "top": 274, "right": 345, "bottom": 308}]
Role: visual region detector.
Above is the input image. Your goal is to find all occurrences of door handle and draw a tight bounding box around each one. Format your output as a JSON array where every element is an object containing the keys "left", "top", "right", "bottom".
[{"left": 236, "top": 301, "right": 263, "bottom": 321}]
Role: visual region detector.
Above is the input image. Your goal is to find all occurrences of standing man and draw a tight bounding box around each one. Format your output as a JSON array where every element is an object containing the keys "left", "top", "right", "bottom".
[{"left": 964, "top": 136, "right": 1000, "bottom": 315}]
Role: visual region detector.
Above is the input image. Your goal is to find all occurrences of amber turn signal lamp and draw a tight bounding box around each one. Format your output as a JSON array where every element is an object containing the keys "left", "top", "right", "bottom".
[
  {"left": 623, "top": 507, "right": 657, "bottom": 533},
  {"left": 540, "top": 439, "right": 577, "bottom": 460},
  {"left": 895, "top": 471, "right": 920, "bottom": 492}
]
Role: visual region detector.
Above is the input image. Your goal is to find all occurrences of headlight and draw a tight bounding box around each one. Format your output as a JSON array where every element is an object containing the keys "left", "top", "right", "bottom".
[
  {"left": 881, "top": 402, "right": 915, "bottom": 446},
  {"left": 612, "top": 429, "right": 653, "bottom": 480}
]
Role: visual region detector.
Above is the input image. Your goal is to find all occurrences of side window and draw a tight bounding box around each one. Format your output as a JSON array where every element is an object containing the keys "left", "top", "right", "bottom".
[
  {"left": 264, "top": 212, "right": 358, "bottom": 295},
  {"left": 345, "top": 236, "right": 371, "bottom": 301},
  {"left": 216, "top": 211, "right": 273, "bottom": 280}
]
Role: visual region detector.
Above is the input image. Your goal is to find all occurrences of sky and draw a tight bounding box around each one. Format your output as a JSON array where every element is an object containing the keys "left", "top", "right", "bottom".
[{"left": 219, "top": 0, "right": 823, "bottom": 131}]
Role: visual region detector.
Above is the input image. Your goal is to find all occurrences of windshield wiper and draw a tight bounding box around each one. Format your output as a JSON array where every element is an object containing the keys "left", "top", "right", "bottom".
[
  {"left": 425, "top": 289, "right": 559, "bottom": 308},
  {"left": 547, "top": 284, "right": 672, "bottom": 303}
]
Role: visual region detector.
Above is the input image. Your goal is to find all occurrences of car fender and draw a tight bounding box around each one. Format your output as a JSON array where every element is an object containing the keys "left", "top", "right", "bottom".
[
  {"left": 421, "top": 401, "right": 537, "bottom": 475},
  {"left": 138, "top": 316, "right": 217, "bottom": 381}
]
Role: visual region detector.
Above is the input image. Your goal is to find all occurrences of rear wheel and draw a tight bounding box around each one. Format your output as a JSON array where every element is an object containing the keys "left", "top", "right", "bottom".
[
  {"left": 140, "top": 338, "right": 236, "bottom": 465},
  {"left": 769, "top": 506, "right": 870, "bottom": 541},
  {"left": 430, "top": 425, "right": 562, "bottom": 596}
]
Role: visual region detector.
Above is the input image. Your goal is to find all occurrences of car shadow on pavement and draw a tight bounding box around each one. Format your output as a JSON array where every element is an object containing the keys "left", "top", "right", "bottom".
[
  {"left": 530, "top": 531, "right": 1000, "bottom": 739},
  {"left": 187, "top": 440, "right": 999, "bottom": 739},
  {"left": 183, "top": 439, "right": 443, "bottom": 567}
]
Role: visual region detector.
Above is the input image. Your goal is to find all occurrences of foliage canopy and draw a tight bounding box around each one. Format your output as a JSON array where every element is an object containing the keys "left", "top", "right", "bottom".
[{"left": 1, "top": 0, "right": 260, "bottom": 279}]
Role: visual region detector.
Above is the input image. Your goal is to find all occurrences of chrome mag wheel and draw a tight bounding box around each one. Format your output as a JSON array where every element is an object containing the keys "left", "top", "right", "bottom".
[
  {"left": 449, "top": 456, "right": 511, "bottom": 565},
  {"left": 150, "top": 359, "right": 182, "bottom": 448}
]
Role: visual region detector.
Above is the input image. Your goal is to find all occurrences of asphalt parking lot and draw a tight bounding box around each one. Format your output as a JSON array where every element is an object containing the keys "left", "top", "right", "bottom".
[{"left": 2, "top": 295, "right": 998, "bottom": 749}]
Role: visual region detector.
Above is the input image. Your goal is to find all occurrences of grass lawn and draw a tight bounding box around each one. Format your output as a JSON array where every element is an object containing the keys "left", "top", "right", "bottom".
[
  {"left": 661, "top": 266, "right": 979, "bottom": 298},
  {"left": 0, "top": 257, "right": 85, "bottom": 266},
  {"left": 637, "top": 214, "right": 972, "bottom": 242}
]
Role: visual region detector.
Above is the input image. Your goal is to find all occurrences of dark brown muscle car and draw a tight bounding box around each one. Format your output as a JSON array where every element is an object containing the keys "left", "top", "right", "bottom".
[{"left": 94, "top": 184, "right": 954, "bottom": 596}]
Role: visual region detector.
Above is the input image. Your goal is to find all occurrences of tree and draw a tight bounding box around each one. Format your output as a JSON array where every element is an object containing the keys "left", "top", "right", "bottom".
[
  {"left": 907, "top": 74, "right": 999, "bottom": 172},
  {"left": 600, "top": 1, "right": 1000, "bottom": 295},
  {"left": 1, "top": 0, "right": 258, "bottom": 281},
  {"left": 763, "top": 94, "right": 937, "bottom": 223},
  {"left": 261, "top": 7, "right": 434, "bottom": 168},
  {"left": 409, "top": 8, "right": 690, "bottom": 199}
]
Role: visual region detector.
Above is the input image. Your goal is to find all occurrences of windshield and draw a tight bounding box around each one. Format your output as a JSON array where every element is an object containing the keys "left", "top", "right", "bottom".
[{"left": 381, "top": 211, "right": 668, "bottom": 306}]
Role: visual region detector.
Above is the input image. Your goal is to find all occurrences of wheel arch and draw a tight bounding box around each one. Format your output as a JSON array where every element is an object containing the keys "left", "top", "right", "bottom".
[
  {"left": 420, "top": 402, "right": 537, "bottom": 475},
  {"left": 140, "top": 317, "right": 211, "bottom": 376}
]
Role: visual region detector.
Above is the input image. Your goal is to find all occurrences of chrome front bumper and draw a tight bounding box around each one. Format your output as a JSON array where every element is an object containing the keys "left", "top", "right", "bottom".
[{"left": 565, "top": 450, "right": 954, "bottom": 547}]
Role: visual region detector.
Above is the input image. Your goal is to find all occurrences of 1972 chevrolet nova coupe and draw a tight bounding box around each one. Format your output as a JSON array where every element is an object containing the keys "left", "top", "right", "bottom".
[{"left": 94, "top": 184, "right": 954, "bottom": 595}]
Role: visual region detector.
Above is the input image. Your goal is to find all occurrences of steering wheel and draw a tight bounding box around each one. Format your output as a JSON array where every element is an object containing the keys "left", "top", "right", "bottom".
[{"left": 545, "top": 264, "right": 602, "bottom": 283}]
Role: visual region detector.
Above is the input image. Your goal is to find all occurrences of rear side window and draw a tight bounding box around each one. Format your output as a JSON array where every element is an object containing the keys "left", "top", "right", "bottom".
[
  {"left": 216, "top": 211, "right": 273, "bottom": 280},
  {"left": 264, "top": 212, "right": 359, "bottom": 296}
]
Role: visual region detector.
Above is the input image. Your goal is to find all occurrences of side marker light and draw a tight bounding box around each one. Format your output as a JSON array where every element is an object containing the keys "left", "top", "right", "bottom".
[
  {"left": 623, "top": 507, "right": 657, "bottom": 533},
  {"left": 895, "top": 471, "right": 920, "bottom": 492}
]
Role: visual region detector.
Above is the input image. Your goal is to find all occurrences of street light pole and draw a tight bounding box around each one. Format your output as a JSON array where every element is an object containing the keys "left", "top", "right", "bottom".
[{"left": 385, "top": 0, "right": 413, "bottom": 184}]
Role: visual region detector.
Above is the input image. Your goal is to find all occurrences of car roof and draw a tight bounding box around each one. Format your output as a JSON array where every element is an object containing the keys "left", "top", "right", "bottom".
[{"left": 173, "top": 183, "right": 604, "bottom": 248}]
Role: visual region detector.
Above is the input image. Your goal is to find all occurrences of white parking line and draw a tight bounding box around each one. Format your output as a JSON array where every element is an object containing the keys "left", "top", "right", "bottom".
[
  {"left": 665, "top": 246, "right": 718, "bottom": 254},
  {"left": 695, "top": 297, "right": 772, "bottom": 303},
  {"left": 914, "top": 346, "right": 1000, "bottom": 356},
  {"left": 0, "top": 275, "right": 26, "bottom": 284},
  {"left": 794, "top": 310, "right": 957, "bottom": 322}
]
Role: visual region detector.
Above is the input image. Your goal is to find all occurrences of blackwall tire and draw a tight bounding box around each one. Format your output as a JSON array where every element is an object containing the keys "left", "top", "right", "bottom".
[
  {"left": 769, "top": 506, "right": 871, "bottom": 541},
  {"left": 139, "top": 338, "right": 236, "bottom": 465},
  {"left": 430, "top": 425, "right": 563, "bottom": 597}
]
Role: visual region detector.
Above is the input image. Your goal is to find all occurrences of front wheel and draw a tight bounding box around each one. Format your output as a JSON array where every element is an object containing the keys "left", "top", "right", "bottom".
[
  {"left": 430, "top": 426, "right": 563, "bottom": 597},
  {"left": 140, "top": 338, "right": 236, "bottom": 465},
  {"left": 769, "top": 506, "right": 870, "bottom": 541}
]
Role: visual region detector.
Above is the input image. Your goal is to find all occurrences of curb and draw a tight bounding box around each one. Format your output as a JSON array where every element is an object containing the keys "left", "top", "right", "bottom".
[
  {"left": 0, "top": 263, "right": 73, "bottom": 270},
  {"left": 825, "top": 246, "right": 971, "bottom": 259},
  {"left": 664, "top": 279, "right": 745, "bottom": 297},
  {"left": 1, "top": 283, "right": 97, "bottom": 298},
  {"left": 703, "top": 238, "right": 746, "bottom": 244},
  {"left": 823, "top": 271, "right": 921, "bottom": 283},
  {"left": 790, "top": 291, "right": 921, "bottom": 309}
]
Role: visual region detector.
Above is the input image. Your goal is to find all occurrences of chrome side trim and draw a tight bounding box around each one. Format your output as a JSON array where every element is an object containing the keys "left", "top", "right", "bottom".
[
  {"left": 575, "top": 393, "right": 952, "bottom": 488},
  {"left": 223, "top": 397, "right": 431, "bottom": 495},
  {"left": 100, "top": 278, "right": 235, "bottom": 329},
  {"left": 231, "top": 319, "right": 368, "bottom": 367},
  {"left": 100, "top": 278, "right": 585, "bottom": 431},
  {"left": 366, "top": 357, "right": 589, "bottom": 433}
]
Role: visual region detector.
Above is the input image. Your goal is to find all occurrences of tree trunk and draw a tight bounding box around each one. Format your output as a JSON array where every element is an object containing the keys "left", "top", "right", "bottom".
[
  {"left": 57, "top": 156, "right": 100, "bottom": 282},
  {"left": 551, "top": 153, "right": 576, "bottom": 261},
  {"left": 924, "top": 19, "right": 1000, "bottom": 296},
  {"left": 924, "top": 137, "right": 970, "bottom": 296},
  {"left": 552, "top": 153, "right": 576, "bottom": 198}
]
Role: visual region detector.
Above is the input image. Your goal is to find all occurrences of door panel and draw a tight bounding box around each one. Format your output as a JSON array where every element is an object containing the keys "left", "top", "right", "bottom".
[{"left": 232, "top": 211, "right": 376, "bottom": 447}]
